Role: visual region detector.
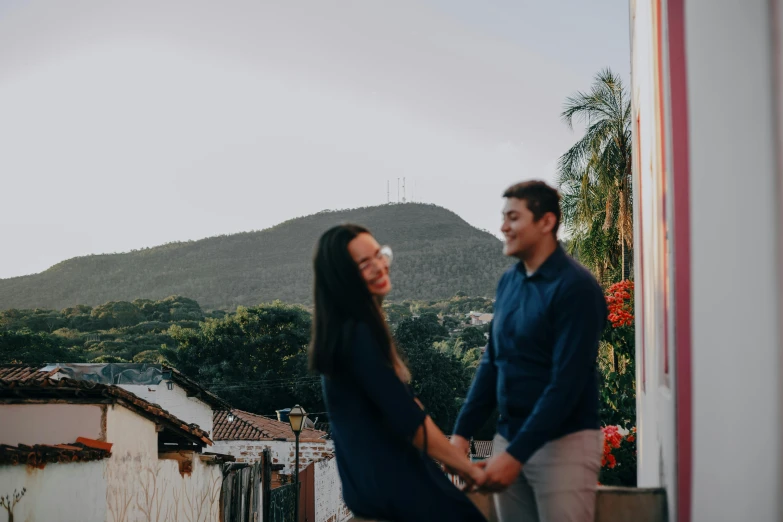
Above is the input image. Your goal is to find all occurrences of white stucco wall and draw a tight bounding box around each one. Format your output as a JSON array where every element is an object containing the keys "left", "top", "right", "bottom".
[
  {"left": 0, "top": 403, "right": 222, "bottom": 522},
  {"left": 0, "top": 461, "right": 107, "bottom": 522},
  {"left": 104, "top": 404, "right": 223, "bottom": 522},
  {"left": 684, "top": 1, "right": 781, "bottom": 521},
  {"left": 313, "top": 457, "right": 352, "bottom": 522},
  {"left": 0, "top": 403, "right": 104, "bottom": 446},
  {"left": 211, "top": 439, "right": 334, "bottom": 474},
  {"left": 117, "top": 382, "right": 214, "bottom": 436}
]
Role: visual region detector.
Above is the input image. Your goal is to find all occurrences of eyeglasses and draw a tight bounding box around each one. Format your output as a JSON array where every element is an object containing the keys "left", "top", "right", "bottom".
[{"left": 358, "top": 245, "right": 393, "bottom": 274}]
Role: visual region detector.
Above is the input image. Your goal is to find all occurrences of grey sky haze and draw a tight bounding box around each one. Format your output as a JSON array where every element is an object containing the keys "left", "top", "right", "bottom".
[{"left": 0, "top": 0, "right": 630, "bottom": 279}]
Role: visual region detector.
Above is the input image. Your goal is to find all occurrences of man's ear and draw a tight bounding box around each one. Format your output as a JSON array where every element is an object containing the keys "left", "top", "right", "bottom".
[{"left": 540, "top": 212, "right": 557, "bottom": 235}]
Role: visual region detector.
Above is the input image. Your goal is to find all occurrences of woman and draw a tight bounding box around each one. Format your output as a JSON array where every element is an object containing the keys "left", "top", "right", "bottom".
[{"left": 309, "top": 224, "right": 487, "bottom": 522}]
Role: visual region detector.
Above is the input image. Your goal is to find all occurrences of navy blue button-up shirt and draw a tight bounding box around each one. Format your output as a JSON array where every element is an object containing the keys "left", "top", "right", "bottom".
[{"left": 453, "top": 245, "right": 607, "bottom": 464}]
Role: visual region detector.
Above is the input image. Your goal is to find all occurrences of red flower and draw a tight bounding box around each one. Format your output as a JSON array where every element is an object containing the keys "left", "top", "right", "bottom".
[
  {"left": 607, "top": 454, "right": 617, "bottom": 469},
  {"left": 601, "top": 425, "right": 636, "bottom": 472},
  {"left": 605, "top": 280, "right": 634, "bottom": 328}
]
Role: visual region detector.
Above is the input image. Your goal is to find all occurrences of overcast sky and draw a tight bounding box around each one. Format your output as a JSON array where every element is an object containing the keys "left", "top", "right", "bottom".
[{"left": 0, "top": 0, "right": 630, "bottom": 279}]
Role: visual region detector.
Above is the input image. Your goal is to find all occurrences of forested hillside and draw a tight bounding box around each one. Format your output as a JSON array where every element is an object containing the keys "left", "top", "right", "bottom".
[{"left": 0, "top": 204, "right": 510, "bottom": 310}]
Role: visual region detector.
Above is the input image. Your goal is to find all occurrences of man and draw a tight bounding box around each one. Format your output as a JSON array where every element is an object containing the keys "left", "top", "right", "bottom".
[{"left": 452, "top": 181, "right": 607, "bottom": 522}]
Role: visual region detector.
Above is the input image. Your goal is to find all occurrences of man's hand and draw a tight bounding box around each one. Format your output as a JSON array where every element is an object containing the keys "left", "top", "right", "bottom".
[
  {"left": 476, "top": 451, "right": 522, "bottom": 492},
  {"left": 460, "top": 462, "right": 487, "bottom": 493}
]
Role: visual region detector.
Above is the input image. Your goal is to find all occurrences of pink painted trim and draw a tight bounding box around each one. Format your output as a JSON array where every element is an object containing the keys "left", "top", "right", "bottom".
[{"left": 666, "top": 1, "right": 693, "bottom": 522}]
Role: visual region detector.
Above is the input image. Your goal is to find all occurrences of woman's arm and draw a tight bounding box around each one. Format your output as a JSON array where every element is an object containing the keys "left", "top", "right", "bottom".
[
  {"left": 349, "top": 324, "right": 484, "bottom": 487},
  {"left": 412, "top": 416, "right": 484, "bottom": 488}
]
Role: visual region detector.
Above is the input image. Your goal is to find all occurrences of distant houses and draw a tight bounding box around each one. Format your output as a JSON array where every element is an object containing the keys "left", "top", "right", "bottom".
[
  {"left": 0, "top": 365, "right": 227, "bottom": 522},
  {"left": 467, "top": 311, "right": 493, "bottom": 326},
  {"left": 211, "top": 408, "right": 330, "bottom": 476},
  {"left": 0, "top": 363, "right": 349, "bottom": 522}
]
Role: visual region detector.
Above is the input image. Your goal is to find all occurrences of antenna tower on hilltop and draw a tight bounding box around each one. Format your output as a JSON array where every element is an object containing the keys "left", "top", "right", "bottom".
[{"left": 387, "top": 178, "right": 419, "bottom": 204}]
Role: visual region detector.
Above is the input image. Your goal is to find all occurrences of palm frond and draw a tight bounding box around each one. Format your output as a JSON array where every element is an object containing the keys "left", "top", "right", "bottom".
[{"left": 556, "top": 67, "right": 632, "bottom": 283}]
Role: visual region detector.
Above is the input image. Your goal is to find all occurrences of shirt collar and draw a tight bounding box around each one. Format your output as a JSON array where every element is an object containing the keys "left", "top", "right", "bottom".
[{"left": 517, "top": 244, "right": 568, "bottom": 280}]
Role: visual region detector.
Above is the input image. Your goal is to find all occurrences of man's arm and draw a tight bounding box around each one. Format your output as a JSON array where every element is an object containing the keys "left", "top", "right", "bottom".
[{"left": 504, "top": 279, "right": 606, "bottom": 464}]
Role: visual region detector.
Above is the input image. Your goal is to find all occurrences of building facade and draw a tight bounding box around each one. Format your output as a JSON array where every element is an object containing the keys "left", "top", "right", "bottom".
[{"left": 631, "top": 1, "right": 783, "bottom": 521}]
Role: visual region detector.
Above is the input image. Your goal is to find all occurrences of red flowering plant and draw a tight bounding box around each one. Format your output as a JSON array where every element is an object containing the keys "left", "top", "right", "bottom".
[
  {"left": 599, "top": 280, "right": 636, "bottom": 428},
  {"left": 606, "top": 280, "right": 634, "bottom": 328},
  {"left": 598, "top": 280, "right": 637, "bottom": 486},
  {"left": 599, "top": 425, "right": 637, "bottom": 486}
]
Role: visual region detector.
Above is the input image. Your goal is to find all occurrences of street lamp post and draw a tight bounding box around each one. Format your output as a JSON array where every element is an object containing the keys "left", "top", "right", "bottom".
[{"left": 287, "top": 404, "right": 307, "bottom": 522}]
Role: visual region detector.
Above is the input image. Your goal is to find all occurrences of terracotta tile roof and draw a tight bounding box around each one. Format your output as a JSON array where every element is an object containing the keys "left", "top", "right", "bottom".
[
  {"left": 0, "top": 365, "right": 212, "bottom": 446},
  {"left": 0, "top": 438, "right": 112, "bottom": 468},
  {"left": 0, "top": 365, "right": 60, "bottom": 383},
  {"left": 213, "top": 410, "right": 327, "bottom": 441},
  {"left": 471, "top": 440, "right": 493, "bottom": 459}
]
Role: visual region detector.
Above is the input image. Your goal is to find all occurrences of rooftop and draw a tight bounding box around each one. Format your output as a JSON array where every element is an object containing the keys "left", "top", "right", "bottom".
[
  {"left": 0, "top": 365, "right": 213, "bottom": 447},
  {"left": 0, "top": 437, "right": 112, "bottom": 468},
  {"left": 213, "top": 409, "right": 327, "bottom": 441},
  {"left": 39, "top": 363, "right": 231, "bottom": 410}
]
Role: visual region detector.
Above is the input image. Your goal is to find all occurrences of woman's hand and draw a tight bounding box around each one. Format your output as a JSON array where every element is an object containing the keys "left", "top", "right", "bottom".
[{"left": 459, "top": 462, "right": 488, "bottom": 493}]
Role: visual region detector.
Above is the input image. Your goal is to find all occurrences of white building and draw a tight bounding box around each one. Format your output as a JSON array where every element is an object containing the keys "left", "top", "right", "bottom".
[
  {"left": 210, "top": 409, "right": 351, "bottom": 522},
  {"left": 467, "top": 312, "right": 493, "bottom": 326},
  {"left": 0, "top": 365, "right": 229, "bottom": 522},
  {"left": 631, "top": 2, "right": 783, "bottom": 521},
  {"left": 42, "top": 363, "right": 232, "bottom": 437},
  {"left": 211, "top": 408, "right": 331, "bottom": 475}
]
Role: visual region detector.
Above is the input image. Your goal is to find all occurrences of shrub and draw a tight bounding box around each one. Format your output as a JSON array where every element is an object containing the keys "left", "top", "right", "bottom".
[{"left": 599, "top": 425, "right": 637, "bottom": 486}]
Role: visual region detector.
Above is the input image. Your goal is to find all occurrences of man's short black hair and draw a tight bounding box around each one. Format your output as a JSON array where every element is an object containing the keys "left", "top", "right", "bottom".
[{"left": 503, "top": 180, "right": 561, "bottom": 235}]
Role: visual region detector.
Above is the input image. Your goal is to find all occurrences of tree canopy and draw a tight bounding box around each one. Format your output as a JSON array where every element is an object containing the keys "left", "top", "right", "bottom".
[{"left": 558, "top": 68, "right": 633, "bottom": 283}]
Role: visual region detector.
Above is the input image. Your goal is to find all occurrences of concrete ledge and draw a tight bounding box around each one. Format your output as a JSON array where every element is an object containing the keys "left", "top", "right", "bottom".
[
  {"left": 355, "top": 486, "right": 667, "bottom": 522},
  {"left": 595, "top": 486, "right": 668, "bottom": 522},
  {"left": 467, "top": 486, "right": 667, "bottom": 522}
]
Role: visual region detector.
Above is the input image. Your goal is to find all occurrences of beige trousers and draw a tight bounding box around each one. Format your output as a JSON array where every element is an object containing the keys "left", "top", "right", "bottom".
[{"left": 493, "top": 430, "right": 603, "bottom": 522}]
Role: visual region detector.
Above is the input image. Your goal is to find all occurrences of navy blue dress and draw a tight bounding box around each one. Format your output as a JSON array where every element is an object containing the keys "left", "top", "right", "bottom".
[{"left": 322, "top": 322, "right": 486, "bottom": 522}]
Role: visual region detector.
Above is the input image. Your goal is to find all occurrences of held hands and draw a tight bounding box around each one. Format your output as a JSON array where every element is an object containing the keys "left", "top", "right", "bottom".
[
  {"left": 445, "top": 436, "right": 522, "bottom": 492},
  {"left": 458, "top": 462, "right": 487, "bottom": 493},
  {"left": 474, "top": 452, "right": 522, "bottom": 493},
  {"left": 446, "top": 435, "right": 488, "bottom": 492}
]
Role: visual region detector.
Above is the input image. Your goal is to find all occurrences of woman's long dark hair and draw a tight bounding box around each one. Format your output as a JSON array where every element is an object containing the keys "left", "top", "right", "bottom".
[{"left": 309, "top": 224, "right": 410, "bottom": 382}]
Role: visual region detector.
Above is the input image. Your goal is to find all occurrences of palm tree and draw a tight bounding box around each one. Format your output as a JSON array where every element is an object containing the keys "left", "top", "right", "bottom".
[{"left": 557, "top": 68, "right": 632, "bottom": 283}]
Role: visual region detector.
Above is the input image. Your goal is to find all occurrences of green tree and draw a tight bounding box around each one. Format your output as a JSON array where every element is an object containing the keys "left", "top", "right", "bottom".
[
  {"left": 90, "top": 301, "right": 145, "bottom": 329},
  {"left": 394, "top": 313, "right": 448, "bottom": 347},
  {"left": 557, "top": 68, "right": 632, "bottom": 283},
  {"left": 0, "top": 308, "right": 66, "bottom": 333},
  {"left": 458, "top": 327, "right": 487, "bottom": 350},
  {"left": 382, "top": 302, "right": 413, "bottom": 327},
  {"left": 0, "top": 329, "right": 77, "bottom": 365},
  {"left": 442, "top": 316, "right": 460, "bottom": 330},
  {"left": 164, "top": 302, "right": 320, "bottom": 415},
  {"left": 394, "top": 314, "right": 470, "bottom": 432}
]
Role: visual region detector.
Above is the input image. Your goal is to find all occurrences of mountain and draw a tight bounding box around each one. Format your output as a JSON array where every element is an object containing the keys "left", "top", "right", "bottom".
[{"left": 0, "top": 204, "right": 512, "bottom": 310}]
